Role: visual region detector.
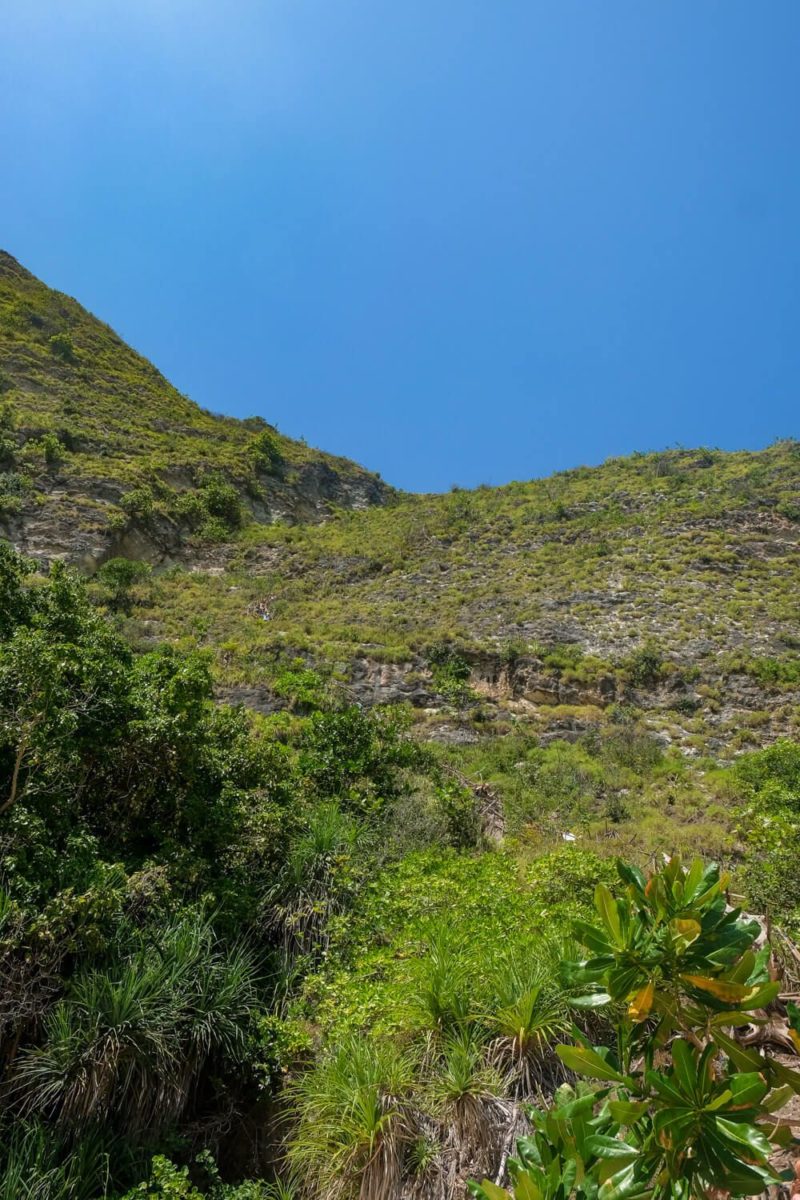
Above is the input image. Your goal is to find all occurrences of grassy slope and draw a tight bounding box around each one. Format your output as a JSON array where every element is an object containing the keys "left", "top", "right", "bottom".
[
  {"left": 0, "top": 250, "right": 390, "bottom": 560},
  {"left": 134, "top": 442, "right": 800, "bottom": 722}
]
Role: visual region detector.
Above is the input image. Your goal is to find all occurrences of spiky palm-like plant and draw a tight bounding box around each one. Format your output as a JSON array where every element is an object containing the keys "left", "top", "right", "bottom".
[
  {"left": 408, "top": 922, "right": 474, "bottom": 1037},
  {"left": 426, "top": 1030, "right": 502, "bottom": 1171},
  {"left": 288, "top": 1036, "right": 416, "bottom": 1200},
  {"left": 14, "top": 911, "right": 258, "bottom": 1136},
  {"left": 16, "top": 962, "right": 178, "bottom": 1131},
  {"left": 485, "top": 949, "right": 569, "bottom": 1097},
  {"left": 267, "top": 802, "right": 360, "bottom": 961},
  {"left": 0, "top": 1119, "right": 115, "bottom": 1200}
]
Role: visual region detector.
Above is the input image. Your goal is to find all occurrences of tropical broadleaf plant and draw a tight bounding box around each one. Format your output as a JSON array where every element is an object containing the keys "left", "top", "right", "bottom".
[{"left": 470, "top": 855, "right": 800, "bottom": 1200}]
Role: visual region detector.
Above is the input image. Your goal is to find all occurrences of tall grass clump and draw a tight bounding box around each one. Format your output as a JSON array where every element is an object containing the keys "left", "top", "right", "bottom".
[{"left": 288, "top": 1037, "right": 417, "bottom": 1200}]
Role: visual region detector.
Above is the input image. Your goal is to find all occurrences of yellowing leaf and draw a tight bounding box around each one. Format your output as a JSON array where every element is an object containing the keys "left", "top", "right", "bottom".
[
  {"left": 628, "top": 980, "right": 655, "bottom": 1022},
  {"left": 470, "top": 1181, "right": 513, "bottom": 1200},
  {"left": 681, "top": 975, "right": 752, "bottom": 1003},
  {"left": 671, "top": 918, "right": 701, "bottom": 944}
]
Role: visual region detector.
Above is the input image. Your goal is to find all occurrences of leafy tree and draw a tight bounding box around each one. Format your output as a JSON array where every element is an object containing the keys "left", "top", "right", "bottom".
[
  {"left": 251, "top": 429, "right": 283, "bottom": 475},
  {"left": 735, "top": 739, "right": 800, "bottom": 925},
  {"left": 0, "top": 541, "right": 36, "bottom": 638},
  {"left": 199, "top": 475, "right": 242, "bottom": 529},
  {"left": 427, "top": 642, "right": 474, "bottom": 707},
  {"left": 0, "top": 564, "right": 132, "bottom": 820},
  {"left": 299, "top": 704, "right": 426, "bottom": 816},
  {"left": 623, "top": 640, "right": 664, "bottom": 688}
]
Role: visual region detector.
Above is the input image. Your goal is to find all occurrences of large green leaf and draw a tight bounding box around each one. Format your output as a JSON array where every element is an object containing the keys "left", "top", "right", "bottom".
[
  {"left": 570, "top": 991, "right": 612, "bottom": 1010},
  {"left": 556, "top": 1044, "right": 629, "bottom": 1084},
  {"left": 669, "top": 1038, "right": 700, "bottom": 1098},
  {"left": 615, "top": 861, "right": 646, "bottom": 895},
  {"left": 646, "top": 1070, "right": 691, "bottom": 1107},
  {"left": 708, "top": 1009, "right": 762, "bottom": 1027},
  {"left": 762, "top": 1083, "right": 794, "bottom": 1113},
  {"left": 682, "top": 857, "right": 706, "bottom": 902},
  {"left": 711, "top": 1029, "right": 762, "bottom": 1072},
  {"left": 714, "top": 1116, "right": 773, "bottom": 1160},
  {"left": 595, "top": 884, "right": 623, "bottom": 946},
  {"left": 597, "top": 1162, "right": 650, "bottom": 1200},
  {"left": 607, "top": 1099, "right": 647, "bottom": 1125},
  {"left": 681, "top": 975, "right": 779, "bottom": 1010},
  {"left": 607, "top": 965, "right": 645, "bottom": 1002},
  {"left": 700, "top": 1135, "right": 779, "bottom": 1195},
  {"left": 725, "top": 1071, "right": 769, "bottom": 1108},
  {"left": 573, "top": 920, "right": 614, "bottom": 957},
  {"left": 509, "top": 1173, "right": 542, "bottom": 1200},
  {"left": 770, "top": 1056, "right": 800, "bottom": 1094},
  {"left": 468, "top": 1181, "right": 515, "bottom": 1200},
  {"left": 584, "top": 1135, "right": 638, "bottom": 1161}
]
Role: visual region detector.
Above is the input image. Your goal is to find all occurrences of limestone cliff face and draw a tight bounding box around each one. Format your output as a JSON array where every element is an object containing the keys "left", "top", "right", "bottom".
[{"left": 0, "top": 457, "right": 390, "bottom": 570}]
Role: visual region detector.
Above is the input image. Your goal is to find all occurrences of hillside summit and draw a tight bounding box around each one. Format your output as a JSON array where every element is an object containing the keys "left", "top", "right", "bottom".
[{"left": 0, "top": 250, "right": 390, "bottom": 567}]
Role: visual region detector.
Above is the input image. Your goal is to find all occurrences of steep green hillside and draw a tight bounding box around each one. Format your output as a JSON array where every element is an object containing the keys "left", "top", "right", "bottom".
[
  {"left": 0, "top": 251, "right": 390, "bottom": 566},
  {"left": 123, "top": 440, "right": 800, "bottom": 754}
]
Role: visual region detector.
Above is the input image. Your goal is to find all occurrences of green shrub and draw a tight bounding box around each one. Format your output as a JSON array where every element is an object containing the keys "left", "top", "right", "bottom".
[
  {"left": 272, "top": 665, "right": 328, "bottom": 712},
  {"left": 427, "top": 642, "right": 474, "bottom": 707},
  {"left": 622, "top": 640, "right": 664, "bottom": 687},
  {"left": 0, "top": 470, "right": 30, "bottom": 513},
  {"left": 121, "top": 484, "right": 156, "bottom": 519},
  {"left": 200, "top": 476, "right": 242, "bottom": 528},
  {"left": 40, "top": 431, "right": 63, "bottom": 465},
  {"left": 48, "top": 331, "right": 77, "bottom": 362},
  {"left": 735, "top": 740, "right": 800, "bottom": 927},
  {"left": 252, "top": 429, "right": 283, "bottom": 474},
  {"left": 471, "top": 855, "right": 796, "bottom": 1200},
  {"left": 777, "top": 500, "right": 800, "bottom": 522},
  {"left": 746, "top": 655, "right": 800, "bottom": 687},
  {"left": 173, "top": 477, "right": 243, "bottom": 538},
  {"left": 95, "top": 556, "right": 152, "bottom": 611},
  {"left": 434, "top": 779, "right": 479, "bottom": 848},
  {"left": 542, "top": 643, "right": 583, "bottom": 672}
]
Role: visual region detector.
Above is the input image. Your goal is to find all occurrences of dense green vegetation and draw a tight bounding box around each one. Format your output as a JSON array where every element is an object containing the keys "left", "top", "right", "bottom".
[
  {"left": 1, "top": 544, "right": 799, "bottom": 1198},
  {"left": 0, "top": 545, "right": 433, "bottom": 1195},
  {"left": 108, "top": 437, "right": 799, "bottom": 761}
]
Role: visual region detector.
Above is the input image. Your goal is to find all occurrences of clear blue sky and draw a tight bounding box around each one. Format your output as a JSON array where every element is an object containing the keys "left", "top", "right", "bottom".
[{"left": 3, "top": 2, "right": 798, "bottom": 492}]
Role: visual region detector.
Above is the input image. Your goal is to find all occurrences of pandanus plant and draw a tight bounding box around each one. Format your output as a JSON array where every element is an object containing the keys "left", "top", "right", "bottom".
[
  {"left": 486, "top": 950, "right": 570, "bottom": 1097},
  {"left": 288, "top": 1036, "right": 417, "bottom": 1200},
  {"left": 471, "top": 855, "right": 800, "bottom": 1200}
]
